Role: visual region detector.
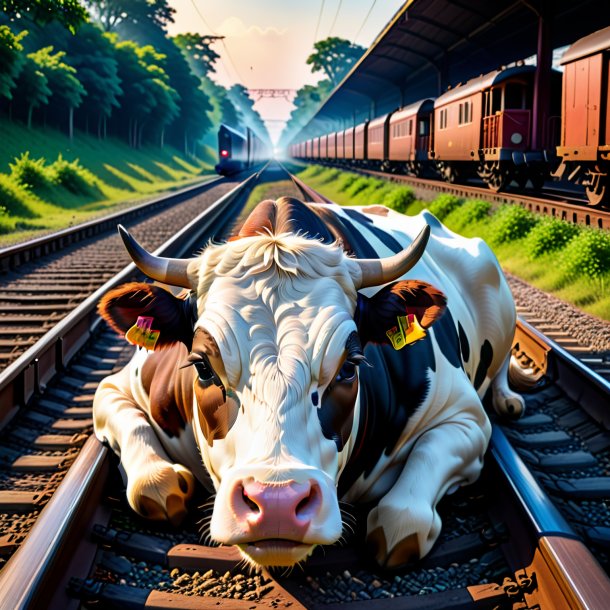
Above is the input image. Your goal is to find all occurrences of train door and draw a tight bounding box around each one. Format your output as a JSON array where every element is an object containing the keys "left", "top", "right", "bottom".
[{"left": 563, "top": 55, "right": 603, "bottom": 151}]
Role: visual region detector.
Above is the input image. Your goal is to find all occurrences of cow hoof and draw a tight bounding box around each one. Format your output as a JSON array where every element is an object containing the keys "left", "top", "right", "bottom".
[
  {"left": 492, "top": 390, "right": 525, "bottom": 419},
  {"left": 128, "top": 462, "right": 195, "bottom": 525},
  {"left": 367, "top": 527, "right": 421, "bottom": 569}
]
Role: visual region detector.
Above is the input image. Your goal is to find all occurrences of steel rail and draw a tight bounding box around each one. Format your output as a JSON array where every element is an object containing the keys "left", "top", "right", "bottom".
[
  {"left": 304, "top": 160, "right": 610, "bottom": 230},
  {"left": 0, "top": 175, "right": 223, "bottom": 273},
  {"left": 0, "top": 168, "right": 265, "bottom": 609},
  {"left": 0, "top": 171, "right": 260, "bottom": 431}
]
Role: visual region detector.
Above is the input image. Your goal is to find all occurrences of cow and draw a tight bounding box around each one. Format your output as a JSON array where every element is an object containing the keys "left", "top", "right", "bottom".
[{"left": 93, "top": 196, "right": 524, "bottom": 570}]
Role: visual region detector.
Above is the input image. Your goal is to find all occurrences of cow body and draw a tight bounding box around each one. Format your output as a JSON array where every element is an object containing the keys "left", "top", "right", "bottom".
[{"left": 94, "top": 198, "right": 523, "bottom": 568}]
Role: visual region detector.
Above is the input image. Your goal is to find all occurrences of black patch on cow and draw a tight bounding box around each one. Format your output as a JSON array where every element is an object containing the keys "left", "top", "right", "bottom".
[
  {"left": 337, "top": 338, "right": 434, "bottom": 497},
  {"left": 312, "top": 208, "right": 379, "bottom": 257},
  {"left": 342, "top": 208, "right": 403, "bottom": 254},
  {"left": 473, "top": 340, "right": 493, "bottom": 391},
  {"left": 286, "top": 201, "right": 336, "bottom": 244},
  {"left": 431, "top": 309, "right": 462, "bottom": 370},
  {"left": 458, "top": 321, "right": 470, "bottom": 363}
]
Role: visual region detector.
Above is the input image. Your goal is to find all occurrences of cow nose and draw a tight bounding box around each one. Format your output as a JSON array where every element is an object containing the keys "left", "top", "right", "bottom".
[{"left": 231, "top": 479, "right": 321, "bottom": 537}]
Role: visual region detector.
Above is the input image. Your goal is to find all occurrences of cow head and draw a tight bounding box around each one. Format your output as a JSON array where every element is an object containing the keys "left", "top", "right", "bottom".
[{"left": 100, "top": 198, "right": 445, "bottom": 567}]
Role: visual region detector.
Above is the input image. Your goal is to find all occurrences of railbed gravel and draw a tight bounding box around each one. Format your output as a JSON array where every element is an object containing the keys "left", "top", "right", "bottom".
[{"left": 506, "top": 272, "right": 610, "bottom": 354}]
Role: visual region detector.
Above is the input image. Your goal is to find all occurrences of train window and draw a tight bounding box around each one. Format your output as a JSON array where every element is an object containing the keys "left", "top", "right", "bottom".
[
  {"left": 409, "top": 120, "right": 413, "bottom": 136},
  {"left": 418, "top": 118, "right": 430, "bottom": 136},
  {"left": 439, "top": 108, "right": 448, "bottom": 129},
  {"left": 458, "top": 101, "right": 472, "bottom": 125},
  {"left": 491, "top": 88, "right": 502, "bottom": 113},
  {"left": 505, "top": 83, "right": 526, "bottom": 110}
]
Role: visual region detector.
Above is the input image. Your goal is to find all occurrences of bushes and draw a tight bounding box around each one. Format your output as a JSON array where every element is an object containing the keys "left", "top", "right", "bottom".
[
  {"left": 488, "top": 204, "right": 539, "bottom": 244},
  {"left": 382, "top": 186, "right": 416, "bottom": 213},
  {"left": 344, "top": 176, "right": 371, "bottom": 197},
  {"left": 9, "top": 152, "right": 53, "bottom": 191},
  {"left": 0, "top": 173, "right": 40, "bottom": 217},
  {"left": 336, "top": 173, "right": 359, "bottom": 192},
  {"left": 427, "top": 194, "right": 462, "bottom": 220},
  {"left": 50, "top": 155, "right": 94, "bottom": 194},
  {"left": 561, "top": 229, "right": 610, "bottom": 281},
  {"left": 526, "top": 217, "right": 579, "bottom": 258},
  {"left": 445, "top": 198, "right": 491, "bottom": 230}
]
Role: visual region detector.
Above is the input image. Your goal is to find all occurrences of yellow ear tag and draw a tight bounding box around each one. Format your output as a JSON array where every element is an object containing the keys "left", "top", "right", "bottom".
[
  {"left": 386, "top": 314, "right": 427, "bottom": 350},
  {"left": 125, "top": 316, "right": 160, "bottom": 351}
]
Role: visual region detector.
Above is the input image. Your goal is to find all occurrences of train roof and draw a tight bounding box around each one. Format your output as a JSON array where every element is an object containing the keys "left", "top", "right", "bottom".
[
  {"left": 390, "top": 99, "right": 435, "bottom": 123},
  {"left": 219, "top": 123, "right": 246, "bottom": 139},
  {"left": 369, "top": 113, "right": 391, "bottom": 129},
  {"left": 560, "top": 25, "right": 610, "bottom": 65},
  {"left": 434, "top": 65, "right": 536, "bottom": 107}
]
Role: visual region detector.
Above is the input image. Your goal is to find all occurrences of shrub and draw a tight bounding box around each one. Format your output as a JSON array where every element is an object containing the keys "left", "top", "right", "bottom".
[
  {"left": 445, "top": 198, "right": 492, "bottom": 230},
  {"left": 488, "top": 204, "right": 539, "bottom": 244},
  {"left": 316, "top": 168, "right": 342, "bottom": 184},
  {"left": 9, "top": 152, "right": 53, "bottom": 191},
  {"left": 0, "top": 172, "right": 40, "bottom": 217},
  {"left": 560, "top": 228, "right": 610, "bottom": 280},
  {"left": 0, "top": 206, "right": 14, "bottom": 234},
  {"left": 526, "top": 217, "right": 579, "bottom": 258},
  {"left": 50, "top": 155, "right": 93, "bottom": 194},
  {"left": 299, "top": 164, "right": 325, "bottom": 179},
  {"left": 345, "top": 176, "right": 373, "bottom": 197},
  {"left": 382, "top": 186, "right": 416, "bottom": 213},
  {"left": 336, "top": 173, "right": 359, "bottom": 192},
  {"left": 428, "top": 194, "right": 463, "bottom": 220}
]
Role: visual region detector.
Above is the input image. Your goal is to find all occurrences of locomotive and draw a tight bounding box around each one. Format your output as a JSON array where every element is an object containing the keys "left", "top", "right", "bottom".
[
  {"left": 290, "top": 25, "right": 610, "bottom": 207},
  {"left": 215, "top": 124, "right": 267, "bottom": 176}
]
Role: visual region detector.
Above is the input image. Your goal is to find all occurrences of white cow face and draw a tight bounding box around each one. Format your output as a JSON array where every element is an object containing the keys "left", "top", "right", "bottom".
[{"left": 187, "top": 235, "right": 363, "bottom": 567}]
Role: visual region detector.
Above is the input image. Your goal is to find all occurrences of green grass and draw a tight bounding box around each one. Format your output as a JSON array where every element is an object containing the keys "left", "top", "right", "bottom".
[
  {"left": 297, "top": 164, "right": 610, "bottom": 322},
  {"left": 0, "top": 119, "right": 216, "bottom": 246}
]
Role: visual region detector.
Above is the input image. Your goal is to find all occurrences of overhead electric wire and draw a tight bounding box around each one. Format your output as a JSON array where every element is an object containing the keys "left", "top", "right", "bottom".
[
  {"left": 313, "top": 0, "right": 326, "bottom": 46},
  {"left": 189, "top": 0, "right": 247, "bottom": 85},
  {"left": 327, "top": 0, "right": 343, "bottom": 38},
  {"left": 353, "top": 0, "right": 378, "bottom": 43}
]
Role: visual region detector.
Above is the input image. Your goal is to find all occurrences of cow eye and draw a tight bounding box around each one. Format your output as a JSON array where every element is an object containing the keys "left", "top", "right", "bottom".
[
  {"left": 336, "top": 361, "right": 357, "bottom": 383},
  {"left": 194, "top": 360, "right": 214, "bottom": 386}
]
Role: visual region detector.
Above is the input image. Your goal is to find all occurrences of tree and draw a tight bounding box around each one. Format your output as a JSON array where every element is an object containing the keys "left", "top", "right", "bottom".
[
  {"left": 227, "top": 84, "right": 270, "bottom": 145},
  {"left": 0, "top": 25, "right": 27, "bottom": 103},
  {"left": 64, "top": 24, "right": 122, "bottom": 137},
  {"left": 13, "top": 52, "right": 51, "bottom": 127},
  {"left": 173, "top": 33, "right": 221, "bottom": 78},
  {"left": 85, "top": 0, "right": 174, "bottom": 33},
  {"left": 30, "top": 46, "right": 85, "bottom": 138},
  {"left": 2, "top": 0, "right": 88, "bottom": 33},
  {"left": 306, "top": 37, "right": 365, "bottom": 87}
]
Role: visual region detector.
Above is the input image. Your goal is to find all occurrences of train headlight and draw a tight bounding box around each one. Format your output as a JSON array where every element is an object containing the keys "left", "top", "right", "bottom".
[
  {"left": 510, "top": 133, "right": 523, "bottom": 145},
  {"left": 221, "top": 149, "right": 229, "bottom": 157}
]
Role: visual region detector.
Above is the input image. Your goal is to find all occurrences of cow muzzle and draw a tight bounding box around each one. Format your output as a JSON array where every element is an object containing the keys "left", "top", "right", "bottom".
[{"left": 212, "top": 473, "right": 342, "bottom": 567}]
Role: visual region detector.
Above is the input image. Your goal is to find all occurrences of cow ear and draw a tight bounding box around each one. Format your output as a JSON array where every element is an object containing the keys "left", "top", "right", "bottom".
[
  {"left": 355, "top": 280, "right": 446, "bottom": 346},
  {"left": 98, "top": 282, "right": 194, "bottom": 350}
]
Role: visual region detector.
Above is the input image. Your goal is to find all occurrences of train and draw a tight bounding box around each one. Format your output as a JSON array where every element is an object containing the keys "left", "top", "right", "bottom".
[
  {"left": 215, "top": 124, "right": 268, "bottom": 176},
  {"left": 290, "top": 25, "right": 610, "bottom": 207}
]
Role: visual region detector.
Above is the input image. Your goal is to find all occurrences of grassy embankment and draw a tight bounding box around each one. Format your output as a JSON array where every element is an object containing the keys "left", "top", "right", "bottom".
[
  {"left": 0, "top": 118, "right": 217, "bottom": 246},
  {"left": 296, "top": 164, "right": 610, "bottom": 321}
]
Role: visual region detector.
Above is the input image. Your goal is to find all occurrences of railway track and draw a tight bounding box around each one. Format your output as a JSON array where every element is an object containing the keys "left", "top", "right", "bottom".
[
  {"left": 1, "top": 169, "right": 609, "bottom": 608},
  {"left": 312, "top": 162, "right": 610, "bottom": 231}
]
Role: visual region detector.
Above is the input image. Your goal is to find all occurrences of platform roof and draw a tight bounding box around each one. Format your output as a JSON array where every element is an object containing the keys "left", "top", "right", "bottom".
[{"left": 295, "top": 0, "right": 610, "bottom": 139}]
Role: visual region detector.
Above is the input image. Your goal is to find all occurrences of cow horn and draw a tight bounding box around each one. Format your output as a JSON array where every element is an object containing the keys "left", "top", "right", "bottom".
[
  {"left": 118, "top": 225, "right": 194, "bottom": 288},
  {"left": 355, "top": 224, "right": 430, "bottom": 288}
]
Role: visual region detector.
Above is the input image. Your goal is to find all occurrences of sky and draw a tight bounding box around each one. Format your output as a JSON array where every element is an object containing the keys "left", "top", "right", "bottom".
[{"left": 167, "top": 0, "right": 407, "bottom": 143}]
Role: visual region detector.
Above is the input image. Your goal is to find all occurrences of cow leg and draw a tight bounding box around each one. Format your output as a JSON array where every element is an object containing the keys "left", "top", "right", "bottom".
[
  {"left": 94, "top": 366, "right": 195, "bottom": 526},
  {"left": 491, "top": 353, "right": 525, "bottom": 419},
  {"left": 366, "top": 398, "right": 490, "bottom": 569}
]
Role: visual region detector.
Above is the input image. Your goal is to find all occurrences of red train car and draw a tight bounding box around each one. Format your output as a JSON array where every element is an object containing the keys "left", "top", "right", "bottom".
[
  {"left": 319, "top": 134, "right": 328, "bottom": 160},
  {"left": 554, "top": 25, "right": 610, "bottom": 206},
  {"left": 327, "top": 132, "right": 337, "bottom": 160},
  {"left": 336, "top": 130, "right": 345, "bottom": 159},
  {"left": 312, "top": 136, "right": 320, "bottom": 160},
  {"left": 367, "top": 114, "right": 391, "bottom": 170},
  {"left": 305, "top": 139, "right": 312, "bottom": 158},
  {"left": 344, "top": 126, "right": 355, "bottom": 160},
  {"left": 431, "top": 65, "right": 558, "bottom": 191},
  {"left": 354, "top": 121, "right": 368, "bottom": 162},
  {"left": 388, "top": 100, "right": 434, "bottom": 175}
]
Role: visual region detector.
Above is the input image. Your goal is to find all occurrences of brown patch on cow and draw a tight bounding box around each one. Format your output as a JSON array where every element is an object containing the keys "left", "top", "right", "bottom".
[
  {"left": 235, "top": 199, "right": 276, "bottom": 239},
  {"left": 192, "top": 327, "right": 220, "bottom": 358},
  {"left": 140, "top": 343, "right": 193, "bottom": 437},
  {"left": 361, "top": 205, "right": 390, "bottom": 217},
  {"left": 98, "top": 282, "right": 193, "bottom": 349},
  {"left": 357, "top": 280, "right": 447, "bottom": 346},
  {"left": 386, "top": 533, "right": 420, "bottom": 568},
  {"left": 366, "top": 526, "right": 388, "bottom": 566},
  {"left": 194, "top": 383, "right": 239, "bottom": 446}
]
